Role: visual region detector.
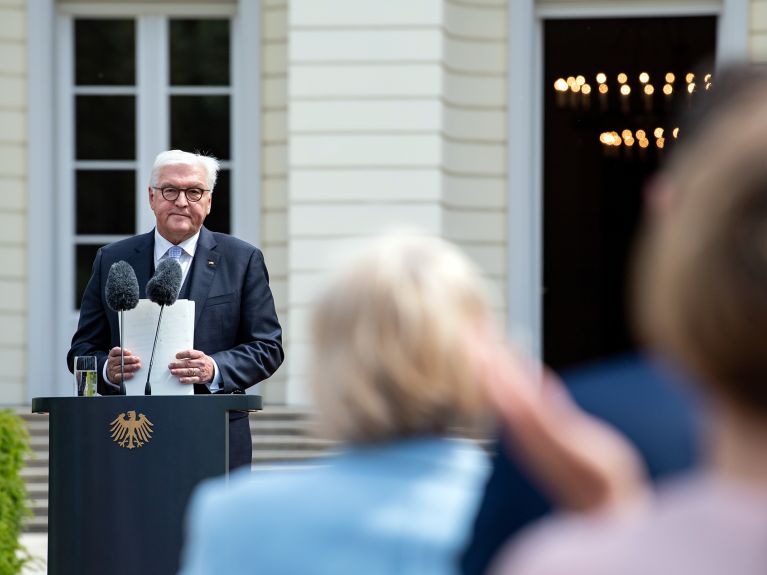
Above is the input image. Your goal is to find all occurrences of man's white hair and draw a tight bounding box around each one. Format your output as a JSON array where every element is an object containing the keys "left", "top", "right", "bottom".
[{"left": 150, "top": 150, "right": 220, "bottom": 191}]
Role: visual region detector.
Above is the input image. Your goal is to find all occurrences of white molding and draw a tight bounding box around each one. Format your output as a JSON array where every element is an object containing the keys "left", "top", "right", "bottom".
[
  {"left": 137, "top": 16, "right": 168, "bottom": 233},
  {"left": 507, "top": 0, "right": 541, "bottom": 357},
  {"left": 27, "top": 0, "right": 59, "bottom": 400},
  {"left": 536, "top": 1, "right": 720, "bottom": 18},
  {"left": 716, "top": 0, "right": 748, "bottom": 66},
  {"left": 57, "top": 14, "right": 77, "bottom": 398},
  {"left": 232, "top": 0, "right": 262, "bottom": 249}
]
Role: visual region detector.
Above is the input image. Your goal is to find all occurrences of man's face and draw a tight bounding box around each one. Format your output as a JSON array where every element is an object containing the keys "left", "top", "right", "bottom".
[{"left": 149, "top": 163, "right": 212, "bottom": 244}]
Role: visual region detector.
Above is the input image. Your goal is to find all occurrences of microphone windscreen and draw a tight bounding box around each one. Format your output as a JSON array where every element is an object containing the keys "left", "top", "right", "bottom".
[
  {"left": 105, "top": 261, "right": 140, "bottom": 312},
  {"left": 146, "top": 258, "right": 183, "bottom": 306}
]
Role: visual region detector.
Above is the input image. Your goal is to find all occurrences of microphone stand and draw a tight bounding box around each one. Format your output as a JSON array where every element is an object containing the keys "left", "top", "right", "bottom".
[
  {"left": 144, "top": 305, "right": 166, "bottom": 396},
  {"left": 119, "top": 310, "right": 126, "bottom": 395}
]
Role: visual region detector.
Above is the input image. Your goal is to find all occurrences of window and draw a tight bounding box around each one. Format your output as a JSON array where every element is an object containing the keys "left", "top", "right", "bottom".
[{"left": 62, "top": 13, "right": 236, "bottom": 309}]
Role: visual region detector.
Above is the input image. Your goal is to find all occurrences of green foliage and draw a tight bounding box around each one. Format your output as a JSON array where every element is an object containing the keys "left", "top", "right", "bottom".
[{"left": 0, "top": 410, "right": 32, "bottom": 575}]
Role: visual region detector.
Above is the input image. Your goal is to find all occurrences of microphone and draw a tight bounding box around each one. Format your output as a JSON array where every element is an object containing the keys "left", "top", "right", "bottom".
[
  {"left": 144, "top": 258, "right": 183, "bottom": 395},
  {"left": 105, "top": 261, "right": 139, "bottom": 395},
  {"left": 146, "top": 258, "right": 183, "bottom": 307},
  {"left": 105, "top": 261, "right": 140, "bottom": 311}
]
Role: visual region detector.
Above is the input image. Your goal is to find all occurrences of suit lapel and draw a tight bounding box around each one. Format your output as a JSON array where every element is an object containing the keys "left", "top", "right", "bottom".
[
  {"left": 127, "top": 231, "right": 155, "bottom": 298},
  {"left": 188, "top": 227, "right": 219, "bottom": 329}
]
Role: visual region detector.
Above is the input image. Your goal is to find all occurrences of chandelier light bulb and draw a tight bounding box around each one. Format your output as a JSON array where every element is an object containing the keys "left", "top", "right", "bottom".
[
  {"left": 620, "top": 84, "right": 631, "bottom": 96},
  {"left": 596, "top": 72, "right": 607, "bottom": 84},
  {"left": 639, "top": 72, "right": 650, "bottom": 84},
  {"left": 665, "top": 72, "right": 675, "bottom": 83},
  {"left": 617, "top": 73, "right": 628, "bottom": 84}
]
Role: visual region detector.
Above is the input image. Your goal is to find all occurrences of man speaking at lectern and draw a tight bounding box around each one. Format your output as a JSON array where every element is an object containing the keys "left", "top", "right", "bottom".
[{"left": 67, "top": 149, "right": 284, "bottom": 470}]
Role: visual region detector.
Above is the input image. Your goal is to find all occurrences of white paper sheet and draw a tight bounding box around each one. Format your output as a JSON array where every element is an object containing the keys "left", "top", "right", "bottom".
[{"left": 120, "top": 299, "right": 196, "bottom": 396}]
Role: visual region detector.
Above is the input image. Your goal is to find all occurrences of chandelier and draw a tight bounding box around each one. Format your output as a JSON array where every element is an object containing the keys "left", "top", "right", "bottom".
[{"left": 553, "top": 71, "right": 711, "bottom": 152}]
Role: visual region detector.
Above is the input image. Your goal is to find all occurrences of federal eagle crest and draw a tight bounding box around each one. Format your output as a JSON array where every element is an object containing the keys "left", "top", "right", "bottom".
[{"left": 110, "top": 410, "right": 154, "bottom": 449}]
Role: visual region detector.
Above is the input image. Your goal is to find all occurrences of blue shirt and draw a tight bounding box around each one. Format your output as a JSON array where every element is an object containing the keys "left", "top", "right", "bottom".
[{"left": 179, "top": 437, "right": 489, "bottom": 575}]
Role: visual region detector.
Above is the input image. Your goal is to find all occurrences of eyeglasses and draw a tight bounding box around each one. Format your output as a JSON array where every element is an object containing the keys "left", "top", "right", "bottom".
[{"left": 152, "top": 186, "right": 210, "bottom": 203}]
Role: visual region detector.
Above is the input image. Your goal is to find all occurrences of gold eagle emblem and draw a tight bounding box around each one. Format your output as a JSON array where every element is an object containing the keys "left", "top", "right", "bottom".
[{"left": 110, "top": 410, "right": 154, "bottom": 449}]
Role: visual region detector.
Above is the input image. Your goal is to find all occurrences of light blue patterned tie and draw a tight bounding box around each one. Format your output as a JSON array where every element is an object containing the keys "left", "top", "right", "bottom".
[{"left": 167, "top": 245, "right": 183, "bottom": 260}]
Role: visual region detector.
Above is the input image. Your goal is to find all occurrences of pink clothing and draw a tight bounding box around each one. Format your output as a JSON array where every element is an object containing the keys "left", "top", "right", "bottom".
[{"left": 492, "top": 473, "right": 767, "bottom": 575}]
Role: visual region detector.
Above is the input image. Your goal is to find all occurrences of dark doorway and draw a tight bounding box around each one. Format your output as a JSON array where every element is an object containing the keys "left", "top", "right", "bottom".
[{"left": 543, "top": 17, "right": 716, "bottom": 370}]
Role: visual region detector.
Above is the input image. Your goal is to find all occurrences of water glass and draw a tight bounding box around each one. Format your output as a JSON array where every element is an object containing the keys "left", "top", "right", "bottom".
[{"left": 74, "top": 356, "right": 98, "bottom": 397}]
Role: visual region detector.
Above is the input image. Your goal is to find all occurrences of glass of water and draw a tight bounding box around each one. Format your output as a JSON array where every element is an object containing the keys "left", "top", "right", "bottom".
[{"left": 74, "top": 356, "right": 98, "bottom": 397}]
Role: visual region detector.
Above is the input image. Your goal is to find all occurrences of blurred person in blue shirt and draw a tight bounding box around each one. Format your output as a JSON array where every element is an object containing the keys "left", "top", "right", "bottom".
[{"left": 178, "top": 233, "right": 497, "bottom": 575}]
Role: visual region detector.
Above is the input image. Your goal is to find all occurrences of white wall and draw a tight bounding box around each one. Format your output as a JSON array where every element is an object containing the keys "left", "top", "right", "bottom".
[
  {"left": 4, "top": 0, "right": 758, "bottom": 405},
  {"left": 284, "top": 0, "right": 509, "bottom": 404},
  {"left": 750, "top": 0, "right": 767, "bottom": 59},
  {"left": 442, "top": 0, "right": 508, "bottom": 322},
  {"left": 0, "top": 0, "right": 27, "bottom": 404},
  {"left": 286, "top": 0, "right": 446, "bottom": 403}
]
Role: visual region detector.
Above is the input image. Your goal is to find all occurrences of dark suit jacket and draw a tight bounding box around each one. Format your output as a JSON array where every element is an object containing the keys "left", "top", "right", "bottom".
[
  {"left": 460, "top": 354, "right": 701, "bottom": 575},
  {"left": 67, "top": 227, "right": 284, "bottom": 467}
]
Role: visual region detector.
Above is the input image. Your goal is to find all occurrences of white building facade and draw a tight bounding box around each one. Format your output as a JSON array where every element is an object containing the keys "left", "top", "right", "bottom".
[{"left": 0, "top": 0, "right": 755, "bottom": 406}]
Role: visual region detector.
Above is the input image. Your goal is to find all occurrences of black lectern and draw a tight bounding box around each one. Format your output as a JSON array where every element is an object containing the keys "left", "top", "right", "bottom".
[{"left": 32, "top": 395, "right": 261, "bottom": 575}]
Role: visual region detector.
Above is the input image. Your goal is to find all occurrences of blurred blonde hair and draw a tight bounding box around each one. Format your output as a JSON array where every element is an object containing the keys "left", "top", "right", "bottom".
[{"left": 310, "top": 233, "right": 490, "bottom": 443}]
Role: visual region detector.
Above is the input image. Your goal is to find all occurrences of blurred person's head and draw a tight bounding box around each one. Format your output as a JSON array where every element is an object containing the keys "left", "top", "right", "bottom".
[
  {"left": 310, "top": 232, "right": 491, "bottom": 443},
  {"left": 635, "top": 63, "right": 767, "bottom": 417}
]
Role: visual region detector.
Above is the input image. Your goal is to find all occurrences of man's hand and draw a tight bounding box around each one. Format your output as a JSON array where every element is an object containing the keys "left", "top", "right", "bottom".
[
  {"left": 170, "top": 350, "right": 214, "bottom": 385},
  {"left": 106, "top": 347, "right": 142, "bottom": 383}
]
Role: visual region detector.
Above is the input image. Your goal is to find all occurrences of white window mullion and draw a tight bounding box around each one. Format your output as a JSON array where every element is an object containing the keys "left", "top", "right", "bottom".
[
  {"left": 137, "top": 15, "right": 168, "bottom": 234},
  {"left": 168, "top": 86, "right": 230, "bottom": 96},
  {"left": 74, "top": 160, "right": 138, "bottom": 170},
  {"left": 73, "top": 86, "right": 138, "bottom": 96}
]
